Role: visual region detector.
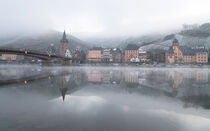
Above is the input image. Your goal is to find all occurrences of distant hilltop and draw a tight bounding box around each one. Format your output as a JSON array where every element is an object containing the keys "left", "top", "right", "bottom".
[
  {"left": 0, "top": 30, "right": 90, "bottom": 54},
  {"left": 83, "top": 22, "right": 210, "bottom": 51},
  {"left": 1, "top": 22, "right": 210, "bottom": 53}
]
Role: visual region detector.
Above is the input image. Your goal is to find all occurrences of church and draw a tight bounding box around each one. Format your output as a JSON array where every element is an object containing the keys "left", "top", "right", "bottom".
[
  {"left": 60, "top": 30, "right": 71, "bottom": 58},
  {"left": 165, "top": 39, "right": 208, "bottom": 64}
]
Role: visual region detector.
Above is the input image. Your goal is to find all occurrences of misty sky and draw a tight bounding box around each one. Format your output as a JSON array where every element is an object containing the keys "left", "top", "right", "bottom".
[{"left": 1, "top": 0, "right": 210, "bottom": 38}]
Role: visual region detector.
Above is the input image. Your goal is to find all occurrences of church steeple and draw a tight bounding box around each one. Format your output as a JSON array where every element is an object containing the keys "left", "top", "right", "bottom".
[
  {"left": 60, "top": 30, "right": 70, "bottom": 57},
  {"left": 60, "top": 30, "right": 68, "bottom": 43}
]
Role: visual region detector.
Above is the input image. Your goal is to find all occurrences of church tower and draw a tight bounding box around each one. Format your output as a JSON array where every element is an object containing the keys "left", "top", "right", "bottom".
[
  {"left": 172, "top": 38, "right": 179, "bottom": 47},
  {"left": 60, "top": 30, "right": 69, "bottom": 57}
]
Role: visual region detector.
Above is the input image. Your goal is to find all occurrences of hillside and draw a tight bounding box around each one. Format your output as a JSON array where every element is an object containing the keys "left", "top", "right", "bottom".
[
  {"left": 1, "top": 22, "right": 210, "bottom": 53},
  {"left": 179, "top": 23, "right": 210, "bottom": 48},
  {"left": 114, "top": 22, "right": 210, "bottom": 50},
  {"left": 0, "top": 30, "right": 89, "bottom": 54}
]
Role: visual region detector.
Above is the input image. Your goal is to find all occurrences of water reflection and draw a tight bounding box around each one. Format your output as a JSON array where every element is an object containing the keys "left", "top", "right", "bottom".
[
  {"left": 1, "top": 67, "right": 210, "bottom": 107},
  {"left": 0, "top": 66, "right": 210, "bottom": 131}
]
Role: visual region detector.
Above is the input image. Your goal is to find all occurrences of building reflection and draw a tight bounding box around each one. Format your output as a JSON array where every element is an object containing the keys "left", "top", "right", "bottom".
[
  {"left": 3, "top": 67, "right": 210, "bottom": 109},
  {"left": 0, "top": 67, "right": 43, "bottom": 80},
  {"left": 102, "top": 71, "right": 112, "bottom": 83},
  {"left": 165, "top": 70, "right": 209, "bottom": 89},
  {"left": 21, "top": 70, "right": 89, "bottom": 102},
  {"left": 58, "top": 75, "right": 69, "bottom": 101},
  {"left": 2, "top": 68, "right": 209, "bottom": 99},
  {"left": 110, "top": 70, "right": 122, "bottom": 84},
  {"left": 123, "top": 71, "right": 140, "bottom": 88},
  {"left": 196, "top": 72, "right": 208, "bottom": 82},
  {"left": 86, "top": 69, "right": 143, "bottom": 87},
  {"left": 124, "top": 71, "right": 139, "bottom": 84},
  {"left": 41, "top": 69, "right": 210, "bottom": 109},
  {"left": 87, "top": 70, "right": 102, "bottom": 83},
  {"left": 56, "top": 71, "right": 88, "bottom": 101},
  {"left": 50, "top": 69, "right": 210, "bottom": 108}
]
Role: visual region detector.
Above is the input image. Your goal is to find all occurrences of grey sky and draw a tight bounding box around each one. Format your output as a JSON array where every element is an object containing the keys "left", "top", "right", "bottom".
[{"left": 0, "top": 0, "right": 210, "bottom": 38}]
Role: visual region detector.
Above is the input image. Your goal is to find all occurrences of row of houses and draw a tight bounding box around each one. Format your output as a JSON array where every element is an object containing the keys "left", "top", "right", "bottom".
[
  {"left": 88, "top": 47, "right": 122, "bottom": 63},
  {"left": 0, "top": 54, "right": 26, "bottom": 61},
  {"left": 88, "top": 39, "right": 209, "bottom": 64},
  {"left": 87, "top": 45, "right": 149, "bottom": 63},
  {"left": 0, "top": 32, "right": 208, "bottom": 64}
]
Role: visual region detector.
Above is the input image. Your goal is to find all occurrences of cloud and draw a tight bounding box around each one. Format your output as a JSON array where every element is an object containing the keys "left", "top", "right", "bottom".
[{"left": 0, "top": 0, "right": 210, "bottom": 37}]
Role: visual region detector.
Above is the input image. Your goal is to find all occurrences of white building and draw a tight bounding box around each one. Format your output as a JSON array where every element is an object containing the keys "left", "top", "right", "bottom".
[{"left": 65, "top": 49, "right": 72, "bottom": 58}]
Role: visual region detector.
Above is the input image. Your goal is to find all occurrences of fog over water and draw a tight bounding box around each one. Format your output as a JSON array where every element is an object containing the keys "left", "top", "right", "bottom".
[{"left": 0, "top": 65, "right": 210, "bottom": 131}]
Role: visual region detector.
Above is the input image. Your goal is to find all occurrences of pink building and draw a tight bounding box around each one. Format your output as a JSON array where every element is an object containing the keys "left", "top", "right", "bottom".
[{"left": 88, "top": 47, "right": 102, "bottom": 62}]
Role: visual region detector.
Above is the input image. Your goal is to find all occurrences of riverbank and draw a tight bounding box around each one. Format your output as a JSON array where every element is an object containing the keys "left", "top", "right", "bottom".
[
  {"left": 0, "top": 63, "right": 210, "bottom": 68},
  {"left": 80, "top": 63, "right": 210, "bottom": 68}
]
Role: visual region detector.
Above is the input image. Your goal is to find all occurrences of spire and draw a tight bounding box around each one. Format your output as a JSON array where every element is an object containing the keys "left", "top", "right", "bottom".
[
  {"left": 61, "top": 30, "right": 68, "bottom": 43},
  {"left": 63, "top": 30, "right": 66, "bottom": 39}
]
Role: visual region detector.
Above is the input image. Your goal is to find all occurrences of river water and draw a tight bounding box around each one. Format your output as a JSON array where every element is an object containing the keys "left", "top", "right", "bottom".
[{"left": 0, "top": 65, "right": 210, "bottom": 131}]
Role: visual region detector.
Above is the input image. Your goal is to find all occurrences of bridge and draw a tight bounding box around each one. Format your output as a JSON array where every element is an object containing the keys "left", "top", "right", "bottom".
[{"left": 0, "top": 48, "right": 72, "bottom": 61}]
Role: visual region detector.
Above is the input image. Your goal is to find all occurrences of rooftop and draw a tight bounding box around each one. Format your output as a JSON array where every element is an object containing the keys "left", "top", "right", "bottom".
[
  {"left": 89, "top": 47, "right": 102, "bottom": 51},
  {"left": 167, "top": 45, "right": 208, "bottom": 55},
  {"left": 111, "top": 48, "right": 121, "bottom": 54},
  {"left": 125, "top": 44, "right": 139, "bottom": 50}
]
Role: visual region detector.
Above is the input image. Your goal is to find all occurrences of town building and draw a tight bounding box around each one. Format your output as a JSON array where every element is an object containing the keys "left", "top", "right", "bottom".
[
  {"left": 147, "top": 49, "right": 165, "bottom": 63},
  {"left": 88, "top": 47, "right": 102, "bottom": 62},
  {"left": 1, "top": 54, "right": 17, "bottom": 61},
  {"left": 124, "top": 44, "right": 139, "bottom": 62},
  {"left": 165, "top": 39, "right": 208, "bottom": 64},
  {"left": 59, "top": 30, "right": 69, "bottom": 57},
  {"left": 65, "top": 49, "right": 72, "bottom": 58},
  {"left": 194, "top": 48, "right": 208, "bottom": 64},
  {"left": 77, "top": 50, "right": 86, "bottom": 63},
  {"left": 138, "top": 47, "right": 148, "bottom": 62},
  {"left": 72, "top": 50, "right": 83, "bottom": 63},
  {"left": 102, "top": 48, "right": 112, "bottom": 62},
  {"left": 111, "top": 48, "right": 122, "bottom": 63}
]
